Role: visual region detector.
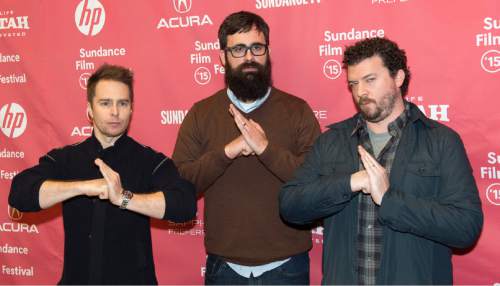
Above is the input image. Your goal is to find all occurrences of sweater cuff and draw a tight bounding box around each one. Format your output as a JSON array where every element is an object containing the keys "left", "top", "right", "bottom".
[
  {"left": 216, "top": 146, "right": 233, "bottom": 167},
  {"left": 256, "top": 142, "right": 276, "bottom": 165}
]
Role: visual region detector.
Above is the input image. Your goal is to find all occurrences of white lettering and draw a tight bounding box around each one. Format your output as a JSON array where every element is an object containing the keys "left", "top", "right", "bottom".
[
  {"left": 480, "top": 166, "right": 500, "bottom": 179},
  {"left": 487, "top": 152, "right": 499, "bottom": 164},
  {"left": 1, "top": 265, "right": 34, "bottom": 276},
  {"left": 0, "top": 16, "right": 29, "bottom": 30},
  {"left": 324, "top": 28, "right": 384, "bottom": 43},
  {"left": 194, "top": 40, "right": 220, "bottom": 51},
  {"left": 0, "top": 53, "right": 21, "bottom": 63},
  {"left": 0, "top": 223, "right": 39, "bottom": 234},
  {"left": 484, "top": 17, "right": 500, "bottom": 30},
  {"left": 79, "top": 46, "right": 126, "bottom": 58},
  {"left": 0, "top": 243, "right": 29, "bottom": 255},
  {"left": 157, "top": 15, "right": 213, "bottom": 29},
  {"left": 71, "top": 126, "right": 93, "bottom": 137},
  {"left": 0, "top": 169, "right": 18, "bottom": 180},
  {"left": 160, "top": 110, "right": 189, "bottom": 125},
  {"left": 0, "top": 148, "right": 24, "bottom": 159},
  {"left": 256, "top": 0, "right": 322, "bottom": 10},
  {"left": 0, "top": 73, "right": 26, "bottom": 84}
]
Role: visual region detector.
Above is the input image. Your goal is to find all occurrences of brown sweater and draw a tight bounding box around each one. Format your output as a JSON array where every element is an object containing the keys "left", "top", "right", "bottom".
[{"left": 172, "top": 88, "right": 320, "bottom": 265}]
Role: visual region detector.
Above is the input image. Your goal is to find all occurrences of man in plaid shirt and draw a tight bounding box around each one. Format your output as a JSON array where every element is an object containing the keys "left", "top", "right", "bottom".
[{"left": 280, "top": 37, "right": 483, "bottom": 284}]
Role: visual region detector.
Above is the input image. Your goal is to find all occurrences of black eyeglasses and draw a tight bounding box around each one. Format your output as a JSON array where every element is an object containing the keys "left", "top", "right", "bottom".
[{"left": 225, "top": 43, "right": 268, "bottom": 58}]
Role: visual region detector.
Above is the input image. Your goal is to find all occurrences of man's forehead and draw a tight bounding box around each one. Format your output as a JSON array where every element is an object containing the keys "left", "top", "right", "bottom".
[
  {"left": 227, "top": 28, "right": 266, "bottom": 44},
  {"left": 347, "top": 56, "right": 387, "bottom": 78}
]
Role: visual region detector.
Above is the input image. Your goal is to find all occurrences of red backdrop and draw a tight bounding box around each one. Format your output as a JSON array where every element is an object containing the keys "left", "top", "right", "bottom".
[{"left": 1, "top": 0, "right": 499, "bottom": 284}]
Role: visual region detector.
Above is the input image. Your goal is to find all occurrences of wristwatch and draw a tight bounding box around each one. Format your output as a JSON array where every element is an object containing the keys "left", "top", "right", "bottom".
[{"left": 119, "top": 190, "right": 134, "bottom": 209}]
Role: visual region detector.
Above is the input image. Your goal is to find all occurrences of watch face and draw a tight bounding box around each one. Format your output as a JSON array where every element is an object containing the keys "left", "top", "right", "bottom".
[
  {"left": 123, "top": 190, "right": 133, "bottom": 199},
  {"left": 120, "top": 190, "right": 133, "bottom": 209}
]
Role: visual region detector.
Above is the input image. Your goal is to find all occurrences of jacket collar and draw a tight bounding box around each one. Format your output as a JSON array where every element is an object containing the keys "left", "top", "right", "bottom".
[
  {"left": 327, "top": 101, "right": 438, "bottom": 130},
  {"left": 86, "top": 131, "right": 130, "bottom": 152}
]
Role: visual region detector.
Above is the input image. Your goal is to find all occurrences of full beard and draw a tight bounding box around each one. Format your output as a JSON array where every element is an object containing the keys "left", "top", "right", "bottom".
[
  {"left": 225, "top": 57, "right": 273, "bottom": 102},
  {"left": 358, "top": 89, "right": 397, "bottom": 123}
]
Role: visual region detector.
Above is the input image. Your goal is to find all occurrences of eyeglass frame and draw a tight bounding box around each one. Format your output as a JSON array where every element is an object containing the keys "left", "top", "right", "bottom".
[{"left": 224, "top": 43, "right": 269, "bottom": 58}]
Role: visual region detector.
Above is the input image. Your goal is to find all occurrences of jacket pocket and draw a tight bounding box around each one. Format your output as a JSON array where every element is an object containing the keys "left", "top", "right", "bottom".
[{"left": 404, "top": 162, "right": 440, "bottom": 197}]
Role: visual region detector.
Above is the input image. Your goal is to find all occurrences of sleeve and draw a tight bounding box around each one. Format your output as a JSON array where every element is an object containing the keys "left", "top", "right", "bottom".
[
  {"left": 279, "top": 134, "right": 357, "bottom": 225},
  {"left": 258, "top": 101, "right": 321, "bottom": 182},
  {"left": 378, "top": 130, "right": 484, "bottom": 249},
  {"left": 150, "top": 155, "right": 197, "bottom": 223},
  {"left": 9, "top": 149, "right": 63, "bottom": 212},
  {"left": 172, "top": 104, "right": 233, "bottom": 193}
]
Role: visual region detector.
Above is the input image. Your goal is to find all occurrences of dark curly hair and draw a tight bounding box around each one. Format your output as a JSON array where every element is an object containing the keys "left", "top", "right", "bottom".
[
  {"left": 342, "top": 37, "right": 411, "bottom": 96},
  {"left": 218, "top": 11, "right": 269, "bottom": 50}
]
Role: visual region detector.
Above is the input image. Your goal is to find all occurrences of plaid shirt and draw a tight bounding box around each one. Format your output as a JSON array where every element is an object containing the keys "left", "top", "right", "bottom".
[{"left": 352, "top": 103, "right": 410, "bottom": 284}]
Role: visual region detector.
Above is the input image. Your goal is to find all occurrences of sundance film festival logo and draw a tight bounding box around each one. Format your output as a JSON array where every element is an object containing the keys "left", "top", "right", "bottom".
[
  {"left": 75, "top": 0, "right": 106, "bottom": 36},
  {"left": 323, "top": 59, "right": 342, "bottom": 80},
  {"left": 79, "top": 72, "right": 91, "bottom": 90},
  {"left": 0, "top": 103, "right": 27, "bottom": 138},
  {"left": 7, "top": 205, "right": 23, "bottom": 221},
  {"left": 194, "top": 66, "right": 211, "bottom": 85},
  {"left": 173, "top": 0, "right": 192, "bottom": 14},
  {"left": 481, "top": 49, "right": 500, "bottom": 73},
  {"left": 486, "top": 183, "right": 500, "bottom": 206}
]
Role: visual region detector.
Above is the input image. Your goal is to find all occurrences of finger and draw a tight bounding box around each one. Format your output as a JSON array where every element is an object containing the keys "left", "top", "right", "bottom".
[
  {"left": 360, "top": 154, "right": 378, "bottom": 179},
  {"left": 359, "top": 154, "right": 373, "bottom": 173},
  {"left": 98, "top": 191, "right": 107, "bottom": 199},
  {"left": 232, "top": 107, "right": 250, "bottom": 126},
  {"left": 229, "top": 104, "right": 236, "bottom": 116},
  {"left": 95, "top": 159, "right": 115, "bottom": 184},
  {"left": 358, "top": 146, "right": 380, "bottom": 170},
  {"left": 249, "top": 119, "right": 264, "bottom": 133}
]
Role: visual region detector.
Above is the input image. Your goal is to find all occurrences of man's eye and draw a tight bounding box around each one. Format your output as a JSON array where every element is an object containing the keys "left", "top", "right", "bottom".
[
  {"left": 252, "top": 45, "right": 263, "bottom": 52},
  {"left": 232, "top": 46, "right": 245, "bottom": 53}
]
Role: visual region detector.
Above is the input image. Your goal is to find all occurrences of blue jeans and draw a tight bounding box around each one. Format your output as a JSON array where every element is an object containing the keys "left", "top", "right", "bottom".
[{"left": 204, "top": 252, "right": 310, "bottom": 285}]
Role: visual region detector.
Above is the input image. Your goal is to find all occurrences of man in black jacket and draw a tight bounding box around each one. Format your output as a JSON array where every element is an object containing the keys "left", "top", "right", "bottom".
[
  {"left": 9, "top": 64, "right": 197, "bottom": 285},
  {"left": 280, "top": 37, "right": 483, "bottom": 284}
]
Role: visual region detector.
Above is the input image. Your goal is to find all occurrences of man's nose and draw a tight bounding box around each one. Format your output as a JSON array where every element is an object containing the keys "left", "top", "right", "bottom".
[
  {"left": 244, "top": 48, "right": 254, "bottom": 61},
  {"left": 111, "top": 104, "right": 118, "bottom": 116}
]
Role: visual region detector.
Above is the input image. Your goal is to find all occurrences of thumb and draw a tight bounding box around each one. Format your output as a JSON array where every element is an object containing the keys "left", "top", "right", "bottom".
[{"left": 94, "top": 158, "right": 103, "bottom": 167}]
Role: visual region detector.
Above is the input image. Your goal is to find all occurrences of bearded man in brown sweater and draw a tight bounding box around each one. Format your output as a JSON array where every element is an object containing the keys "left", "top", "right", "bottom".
[{"left": 172, "top": 11, "right": 320, "bottom": 285}]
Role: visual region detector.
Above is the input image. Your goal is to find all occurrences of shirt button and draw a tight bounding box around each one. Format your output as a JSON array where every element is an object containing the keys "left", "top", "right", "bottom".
[{"left": 367, "top": 224, "right": 373, "bottom": 229}]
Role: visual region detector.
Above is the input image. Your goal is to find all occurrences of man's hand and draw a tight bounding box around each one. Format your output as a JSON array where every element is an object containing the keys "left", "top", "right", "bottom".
[
  {"left": 81, "top": 178, "right": 109, "bottom": 199},
  {"left": 229, "top": 104, "right": 268, "bottom": 155},
  {"left": 350, "top": 170, "right": 369, "bottom": 193},
  {"left": 95, "top": 159, "right": 123, "bottom": 206},
  {"left": 224, "top": 135, "right": 254, "bottom": 159},
  {"left": 358, "top": 145, "right": 389, "bottom": 205}
]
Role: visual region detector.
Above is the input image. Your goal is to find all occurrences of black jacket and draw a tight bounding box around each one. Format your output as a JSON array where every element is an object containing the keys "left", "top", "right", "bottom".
[
  {"left": 280, "top": 103, "right": 483, "bottom": 284},
  {"left": 9, "top": 134, "right": 197, "bottom": 285}
]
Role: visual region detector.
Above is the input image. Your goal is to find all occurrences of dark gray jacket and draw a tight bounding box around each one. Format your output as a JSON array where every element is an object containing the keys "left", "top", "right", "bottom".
[{"left": 280, "top": 103, "right": 483, "bottom": 284}]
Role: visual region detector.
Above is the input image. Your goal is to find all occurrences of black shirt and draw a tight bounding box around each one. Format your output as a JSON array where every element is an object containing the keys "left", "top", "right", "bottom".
[{"left": 9, "top": 134, "right": 197, "bottom": 285}]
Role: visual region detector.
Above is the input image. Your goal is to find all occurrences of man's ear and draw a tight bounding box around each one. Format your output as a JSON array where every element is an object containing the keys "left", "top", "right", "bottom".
[
  {"left": 219, "top": 50, "right": 226, "bottom": 66},
  {"left": 395, "top": 69, "right": 405, "bottom": 88},
  {"left": 86, "top": 102, "right": 93, "bottom": 121}
]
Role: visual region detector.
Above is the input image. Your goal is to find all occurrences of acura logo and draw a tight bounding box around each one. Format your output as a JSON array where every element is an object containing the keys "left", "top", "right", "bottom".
[
  {"left": 8, "top": 205, "right": 23, "bottom": 221},
  {"left": 173, "top": 0, "right": 192, "bottom": 14}
]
